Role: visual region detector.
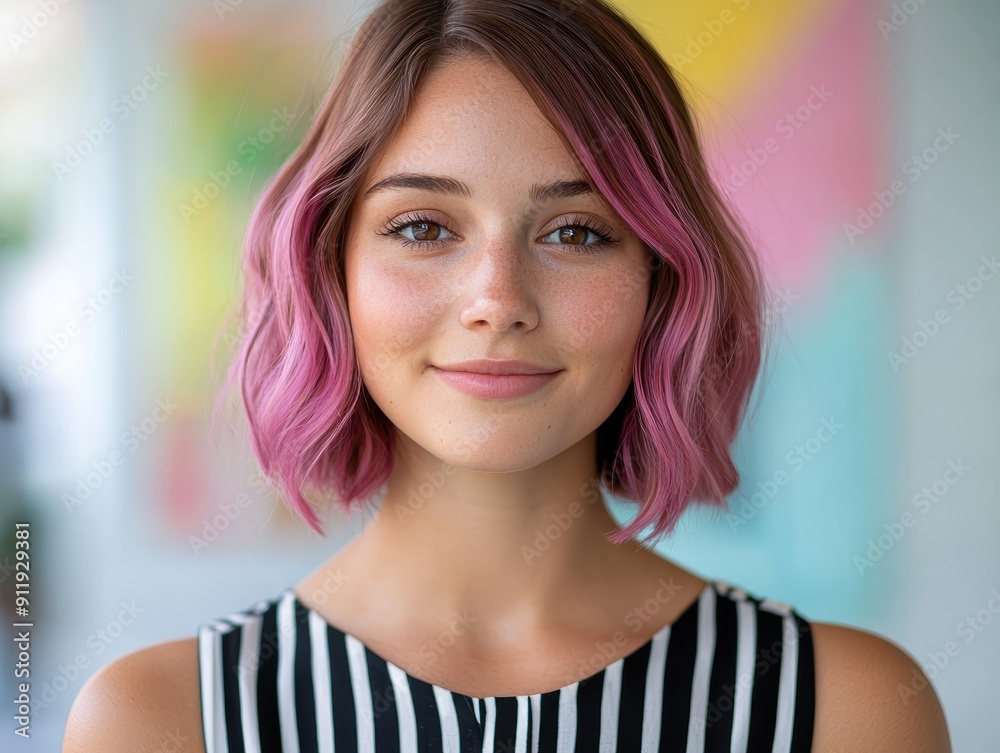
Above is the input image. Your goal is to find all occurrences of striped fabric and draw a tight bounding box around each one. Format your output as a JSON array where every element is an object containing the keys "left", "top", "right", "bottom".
[{"left": 197, "top": 580, "right": 815, "bottom": 752}]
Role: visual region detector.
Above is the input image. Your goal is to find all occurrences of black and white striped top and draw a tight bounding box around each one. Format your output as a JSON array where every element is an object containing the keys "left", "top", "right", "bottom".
[{"left": 197, "top": 579, "right": 815, "bottom": 752}]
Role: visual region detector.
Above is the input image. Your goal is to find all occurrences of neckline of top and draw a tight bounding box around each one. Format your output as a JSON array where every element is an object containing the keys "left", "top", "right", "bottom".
[{"left": 284, "top": 579, "right": 716, "bottom": 702}]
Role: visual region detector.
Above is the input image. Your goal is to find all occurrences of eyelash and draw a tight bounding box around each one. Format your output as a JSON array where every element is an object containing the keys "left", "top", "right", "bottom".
[{"left": 376, "top": 213, "right": 621, "bottom": 254}]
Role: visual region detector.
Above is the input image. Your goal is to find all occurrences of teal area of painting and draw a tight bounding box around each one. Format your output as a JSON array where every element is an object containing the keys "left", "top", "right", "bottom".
[{"left": 608, "top": 249, "right": 898, "bottom": 626}]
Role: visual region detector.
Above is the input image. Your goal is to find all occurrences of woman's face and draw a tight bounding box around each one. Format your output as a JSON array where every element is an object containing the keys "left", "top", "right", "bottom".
[{"left": 343, "top": 57, "right": 653, "bottom": 471}]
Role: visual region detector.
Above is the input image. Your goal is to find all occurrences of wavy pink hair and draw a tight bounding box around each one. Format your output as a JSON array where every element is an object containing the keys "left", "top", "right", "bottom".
[{"left": 212, "top": 0, "right": 772, "bottom": 547}]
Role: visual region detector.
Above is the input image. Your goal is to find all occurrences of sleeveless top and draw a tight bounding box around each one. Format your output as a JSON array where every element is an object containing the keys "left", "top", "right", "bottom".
[{"left": 197, "top": 579, "right": 815, "bottom": 752}]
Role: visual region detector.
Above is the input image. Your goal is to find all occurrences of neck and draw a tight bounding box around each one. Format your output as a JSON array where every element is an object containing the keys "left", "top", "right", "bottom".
[{"left": 339, "top": 428, "right": 651, "bottom": 638}]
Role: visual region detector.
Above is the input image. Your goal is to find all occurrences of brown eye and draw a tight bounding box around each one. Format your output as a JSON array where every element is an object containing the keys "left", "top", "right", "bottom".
[
  {"left": 558, "top": 226, "right": 588, "bottom": 245},
  {"left": 540, "top": 218, "right": 619, "bottom": 255},
  {"left": 378, "top": 214, "right": 457, "bottom": 249},
  {"left": 409, "top": 221, "right": 443, "bottom": 241}
]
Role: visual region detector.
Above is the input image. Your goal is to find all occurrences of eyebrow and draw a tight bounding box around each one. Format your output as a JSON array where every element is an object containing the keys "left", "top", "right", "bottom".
[{"left": 362, "top": 173, "right": 596, "bottom": 204}]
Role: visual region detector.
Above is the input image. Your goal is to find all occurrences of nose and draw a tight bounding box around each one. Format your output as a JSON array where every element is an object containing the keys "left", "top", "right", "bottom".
[{"left": 458, "top": 237, "right": 539, "bottom": 332}]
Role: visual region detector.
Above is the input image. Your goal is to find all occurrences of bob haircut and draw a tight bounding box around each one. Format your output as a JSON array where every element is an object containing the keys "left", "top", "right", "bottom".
[{"left": 215, "top": 0, "right": 772, "bottom": 547}]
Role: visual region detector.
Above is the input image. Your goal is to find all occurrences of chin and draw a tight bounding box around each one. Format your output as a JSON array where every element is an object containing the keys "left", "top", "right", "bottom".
[{"left": 425, "top": 428, "right": 568, "bottom": 472}]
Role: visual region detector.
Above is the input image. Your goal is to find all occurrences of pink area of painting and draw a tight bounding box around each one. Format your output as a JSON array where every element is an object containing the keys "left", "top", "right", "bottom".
[
  {"left": 162, "top": 413, "right": 208, "bottom": 531},
  {"left": 706, "top": 0, "right": 889, "bottom": 290}
]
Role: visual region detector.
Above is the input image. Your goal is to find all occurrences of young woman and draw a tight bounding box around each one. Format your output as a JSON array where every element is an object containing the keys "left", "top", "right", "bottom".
[{"left": 65, "top": 0, "right": 951, "bottom": 751}]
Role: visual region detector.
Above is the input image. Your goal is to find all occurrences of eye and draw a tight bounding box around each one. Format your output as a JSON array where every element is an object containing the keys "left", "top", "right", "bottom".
[
  {"left": 376, "top": 212, "right": 621, "bottom": 253},
  {"left": 539, "top": 216, "right": 620, "bottom": 254},
  {"left": 377, "top": 214, "right": 457, "bottom": 249}
]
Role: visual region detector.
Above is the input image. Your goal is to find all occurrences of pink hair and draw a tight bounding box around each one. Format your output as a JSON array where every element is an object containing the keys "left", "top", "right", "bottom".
[{"left": 213, "top": 0, "right": 772, "bottom": 547}]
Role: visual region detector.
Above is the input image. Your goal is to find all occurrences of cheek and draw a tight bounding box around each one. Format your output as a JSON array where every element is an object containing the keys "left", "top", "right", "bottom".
[
  {"left": 349, "top": 258, "right": 442, "bottom": 385},
  {"left": 557, "top": 262, "right": 649, "bottom": 374}
]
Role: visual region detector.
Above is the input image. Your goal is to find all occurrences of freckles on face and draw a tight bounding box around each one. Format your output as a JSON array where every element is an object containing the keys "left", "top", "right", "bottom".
[
  {"left": 345, "top": 230, "right": 651, "bottom": 469},
  {"left": 345, "top": 247, "right": 445, "bottom": 396},
  {"left": 521, "top": 253, "right": 642, "bottom": 388},
  {"left": 340, "top": 57, "right": 652, "bottom": 469},
  {"left": 560, "top": 260, "right": 651, "bottom": 392}
]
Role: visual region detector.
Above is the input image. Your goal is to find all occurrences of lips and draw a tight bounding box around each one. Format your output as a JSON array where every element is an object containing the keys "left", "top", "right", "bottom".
[
  {"left": 435, "top": 359, "right": 559, "bottom": 376},
  {"left": 430, "top": 366, "right": 561, "bottom": 399}
]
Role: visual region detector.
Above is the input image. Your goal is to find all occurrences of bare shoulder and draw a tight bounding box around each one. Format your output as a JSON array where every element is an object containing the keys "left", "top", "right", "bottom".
[
  {"left": 63, "top": 637, "right": 205, "bottom": 753},
  {"left": 809, "top": 620, "right": 952, "bottom": 752}
]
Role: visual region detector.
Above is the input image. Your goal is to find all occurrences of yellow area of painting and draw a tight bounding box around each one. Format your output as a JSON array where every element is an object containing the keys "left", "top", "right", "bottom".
[{"left": 618, "top": 0, "right": 841, "bottom": 108}]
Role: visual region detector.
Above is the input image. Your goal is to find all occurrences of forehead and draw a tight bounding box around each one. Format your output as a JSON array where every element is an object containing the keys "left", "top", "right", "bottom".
[{"left": 363, "top": 57, "right": 586, "bottom": 193}]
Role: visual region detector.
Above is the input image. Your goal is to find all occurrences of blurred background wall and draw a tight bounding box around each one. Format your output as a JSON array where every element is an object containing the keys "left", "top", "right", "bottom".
[{"left": 0, "top": 0, "right": 996, "bottom": 749}]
